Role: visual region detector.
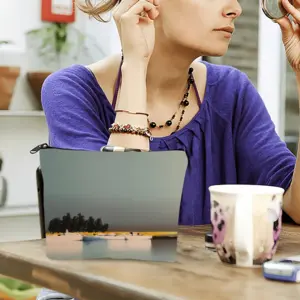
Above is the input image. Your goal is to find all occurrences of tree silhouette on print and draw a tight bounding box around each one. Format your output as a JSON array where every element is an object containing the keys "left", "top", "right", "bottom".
[{"left": 47, "top": 213, "right": 109, "bottom": 233}]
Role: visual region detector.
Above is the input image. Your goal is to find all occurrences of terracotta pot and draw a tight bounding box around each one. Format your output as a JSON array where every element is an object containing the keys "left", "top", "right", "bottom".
[
  {"left": 0, "top": 292, "right": 36, "bottom": 300},
  {"left": 0, "top": 67, "right": 20, "bottom": 110},
  {"left": 26, "top": 71, "right": 52, "bottom": 110}
]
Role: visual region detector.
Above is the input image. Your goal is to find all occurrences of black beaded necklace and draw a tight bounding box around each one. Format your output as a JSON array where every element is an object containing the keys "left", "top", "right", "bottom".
[{"left": 148, "top": 67, "right": 194, "bottom": 134}]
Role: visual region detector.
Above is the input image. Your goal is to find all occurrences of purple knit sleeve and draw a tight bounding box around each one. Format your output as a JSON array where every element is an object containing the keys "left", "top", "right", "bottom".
[
  {"left": 234, "top": 73, "right": 296, "bottom": 192},
  {"left": 41, "top": 66, "right": 111, "bottom": 151}
]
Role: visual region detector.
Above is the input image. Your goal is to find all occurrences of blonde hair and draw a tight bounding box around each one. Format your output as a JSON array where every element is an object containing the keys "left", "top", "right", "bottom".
[{"left": 76, "top": 0, "right": 120, "bottom": 22}]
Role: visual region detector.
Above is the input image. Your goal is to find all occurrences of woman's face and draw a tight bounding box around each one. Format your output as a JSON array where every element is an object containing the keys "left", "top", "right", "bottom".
[{"left": 156, "top": 0, "right": 242, "bottom": 57}]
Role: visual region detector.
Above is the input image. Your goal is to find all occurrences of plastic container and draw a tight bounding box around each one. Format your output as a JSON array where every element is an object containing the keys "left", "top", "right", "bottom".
[
  {"left": 0, "top": 276, "right": 40, "bottom": 300},
  {"left": 205, "top": 233, "right": 216, "bottom": 251}
]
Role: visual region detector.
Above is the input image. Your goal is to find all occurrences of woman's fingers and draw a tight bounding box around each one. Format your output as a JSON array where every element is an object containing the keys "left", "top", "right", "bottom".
[
  {"left": 276, "top": 16, "right": 294, "bottom": 42},
  {"left": 292, "top": 0, "right": 300, "bottom": 9},
  {"left": 116, "top": 0, "right": 159, "bottom": 24},
  {"left": 114, "top": 0, "right": 156, "bottom": 21},
  {"left": 126, "top": 0, "right": 159, "bottom": 20},
  {"left": 282, "top": 0, "right": 300, "bottom": 24},
  {"left": 113, "top": 0, "right": 158, "bottom": 60}
]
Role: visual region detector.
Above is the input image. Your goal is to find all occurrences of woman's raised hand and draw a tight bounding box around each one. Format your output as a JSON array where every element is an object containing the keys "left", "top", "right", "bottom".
[
  {"left": 276, "top": 0, "right": 300, "bottom": 72},
  {"left": 113, "top": 0, "right": 160, "bottom": 64}
]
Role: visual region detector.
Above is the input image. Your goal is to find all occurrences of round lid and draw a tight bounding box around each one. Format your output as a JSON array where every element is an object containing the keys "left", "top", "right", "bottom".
[
  {"left": 205, "top": 233, "right": 213, "bottom": 244},
  {"left": 261, "top": 0, "right": 292, "bottom": 20}
]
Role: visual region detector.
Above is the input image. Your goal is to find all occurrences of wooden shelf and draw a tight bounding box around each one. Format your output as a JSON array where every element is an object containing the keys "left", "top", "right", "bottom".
[
  {"left": 0, "top": 205, "right": 39, "bottom": 217},
  {"left": 0, "top": 111, "right": 45, "bottom": 117}
]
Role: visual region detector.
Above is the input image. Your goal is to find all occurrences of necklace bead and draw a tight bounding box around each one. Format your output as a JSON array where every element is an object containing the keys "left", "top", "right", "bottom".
[
  {"left": 149, "top": 122, "right": 157, "bottom": 128},
  {"left": 147, "top": 68, "right": 194, "bottom": 133},
  {"left": 182, "top": 100, "right": 189, "bottom": 106}
]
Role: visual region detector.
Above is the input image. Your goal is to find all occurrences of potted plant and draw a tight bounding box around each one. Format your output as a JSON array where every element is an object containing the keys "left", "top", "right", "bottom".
[
  {"left": 0, "top": 41, "right": 22, "bottom": 110},
  {"left": 25, "top": 22, "right": 103, "bottom": 109}
]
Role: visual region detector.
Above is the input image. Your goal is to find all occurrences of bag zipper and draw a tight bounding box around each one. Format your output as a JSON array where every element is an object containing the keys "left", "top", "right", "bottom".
[
  {"left": 30, "top": 143, "right": 51, "bottom": 154},
  {"left": 30, "top": 143, "right": 83, "bottom": 154}
]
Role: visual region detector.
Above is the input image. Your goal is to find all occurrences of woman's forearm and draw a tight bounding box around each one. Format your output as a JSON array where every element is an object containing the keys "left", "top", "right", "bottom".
[
  {"left": 283, "top": 71, "right": 300, "bottom": 224},
  {"left": 107, "top": 60, "right": 150, "bottom": 151}
]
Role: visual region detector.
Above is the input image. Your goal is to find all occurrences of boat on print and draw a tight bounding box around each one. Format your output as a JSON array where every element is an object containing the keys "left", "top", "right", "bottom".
[
  {"left": 81, "top": 232, "right": 153, "bottom": 242},
  {"left": 82, "top": 235, "right": 125, "bottom": 241}
]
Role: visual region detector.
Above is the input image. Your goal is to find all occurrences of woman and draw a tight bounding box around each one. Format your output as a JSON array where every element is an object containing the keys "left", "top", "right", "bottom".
[{"left": 38, "top": 0, "right": 300, "bottom": 298}]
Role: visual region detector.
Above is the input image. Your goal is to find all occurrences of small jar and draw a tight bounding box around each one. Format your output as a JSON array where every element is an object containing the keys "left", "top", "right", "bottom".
[{"left": 205, "top": 233, "right": 216, "bottom": 251}]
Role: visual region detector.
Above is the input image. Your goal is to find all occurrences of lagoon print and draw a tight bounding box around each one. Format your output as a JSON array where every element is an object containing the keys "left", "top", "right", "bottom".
[
  {"left": 46, "top": 213, "right": 178, "bottom": 262},
  {"left": 40, "top": 150, "right": 186, "bottom": 262}
]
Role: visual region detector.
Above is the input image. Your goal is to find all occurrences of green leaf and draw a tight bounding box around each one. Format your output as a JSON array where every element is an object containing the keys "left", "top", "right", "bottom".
[{"left": 25, "top": 22, "right": 100, "bottom": 66}]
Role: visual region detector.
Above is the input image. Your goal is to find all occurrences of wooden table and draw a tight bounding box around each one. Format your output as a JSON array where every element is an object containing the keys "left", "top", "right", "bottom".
[{"left": 0, "top": 225, "right": 299, "bottom": 300}]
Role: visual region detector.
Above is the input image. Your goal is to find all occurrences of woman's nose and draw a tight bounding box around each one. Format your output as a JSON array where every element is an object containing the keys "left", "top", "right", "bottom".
[{"left": 222, "top": 1, "right": 243, "bottom": 19}]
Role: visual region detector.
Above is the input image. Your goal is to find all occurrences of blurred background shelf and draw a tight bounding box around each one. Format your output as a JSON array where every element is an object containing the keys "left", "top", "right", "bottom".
[
  {"left": 0, "top": 110, "right": 45, "bottom": 117},
  {"left": 0, "top": 205, "right": 39, "bottom": 217}
]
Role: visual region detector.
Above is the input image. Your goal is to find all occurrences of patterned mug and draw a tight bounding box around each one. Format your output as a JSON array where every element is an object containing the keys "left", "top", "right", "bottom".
[{"left": 208, "top": 184, "right": 284, "bottom": 267}]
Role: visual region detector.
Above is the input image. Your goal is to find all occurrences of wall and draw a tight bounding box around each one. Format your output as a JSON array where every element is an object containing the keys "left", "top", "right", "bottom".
[
  {"left": 223, "top": 0, "right": 259, "bottom": 87},
  {"left": 0, "top": 0, "right": 121, "bottom": 238},
  {"left": 285, "top": 64, "right": 299, "bottom": 136},
  {"left": 0, "top": 0, "right": 121, "bottom": 56},
  {"left": 204, "top": 0, "right": 259, "bottom": 85}
]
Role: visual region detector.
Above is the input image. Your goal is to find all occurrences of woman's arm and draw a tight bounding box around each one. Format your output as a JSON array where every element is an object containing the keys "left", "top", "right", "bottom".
[
  {"left": 282, "top": 72, "right": 300, "bottom": 224},
  {"left": 274, "top": 0, "right": 300, "bottom": 223},
  {"left": 233, "top": 71, "right": 297, "bottom": 223},
  {"left": 42, "top": 66, "right": 112, "bottom": 151},
  {"left": 106, "top": 0, "right": 160, "bottom": 151},
  {"left": 107, "top": 60, "right": 150, "bottom": 151}
]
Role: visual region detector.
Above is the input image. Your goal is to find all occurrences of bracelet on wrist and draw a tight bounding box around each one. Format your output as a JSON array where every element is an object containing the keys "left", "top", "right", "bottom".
[
  {"left": 109, "top": 123, "right": 152, "bottom": 139},
  {"left": 115, "top": 109, "right": 149, "bottom": 117}
]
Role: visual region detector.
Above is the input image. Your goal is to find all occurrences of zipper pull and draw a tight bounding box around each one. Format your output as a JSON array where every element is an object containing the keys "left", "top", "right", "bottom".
[{"left": 30, "top": 143, "right": 50, "bottom": 154}]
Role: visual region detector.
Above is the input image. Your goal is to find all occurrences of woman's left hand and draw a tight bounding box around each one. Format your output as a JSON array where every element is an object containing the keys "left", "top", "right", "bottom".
[{"left": 276, "top": 0, "right": 300, "bottom": 72}]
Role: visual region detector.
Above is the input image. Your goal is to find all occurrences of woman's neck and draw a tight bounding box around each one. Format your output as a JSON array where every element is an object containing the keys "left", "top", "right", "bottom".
[{"left": 145, "top": 41, "right": 201, "bottom": 103}]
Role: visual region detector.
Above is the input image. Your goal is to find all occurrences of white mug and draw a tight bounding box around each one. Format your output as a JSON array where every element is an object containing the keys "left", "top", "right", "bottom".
[{"left": 209, "top": 184, "right": 284, "bottom": 267}]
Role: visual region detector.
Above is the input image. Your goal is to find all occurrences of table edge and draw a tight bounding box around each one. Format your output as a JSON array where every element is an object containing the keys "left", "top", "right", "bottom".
[
  {"left": 0, "top": 241, "right": 182, "bottom": 300},
  {"left": 0, "top": 224, "right": 298, "bottom": 300}
]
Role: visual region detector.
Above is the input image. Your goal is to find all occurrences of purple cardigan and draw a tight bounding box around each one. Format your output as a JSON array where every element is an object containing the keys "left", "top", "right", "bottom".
[{"left": 41, "top": 60, "right": 296, "bottom": 225}]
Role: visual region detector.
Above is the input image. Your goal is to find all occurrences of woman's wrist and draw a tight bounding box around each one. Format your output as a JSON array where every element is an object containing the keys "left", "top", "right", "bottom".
[
  {"left": 121, "top": 59, "right": 148, "bottom": 77},
  {"left": 117, "top": 59, "right": 148, "bottom": 113}
]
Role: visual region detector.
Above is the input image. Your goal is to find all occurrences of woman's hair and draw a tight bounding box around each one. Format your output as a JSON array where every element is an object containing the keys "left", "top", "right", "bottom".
[{"left": 76, "top": 0, "right": 120, "bottom": 22}]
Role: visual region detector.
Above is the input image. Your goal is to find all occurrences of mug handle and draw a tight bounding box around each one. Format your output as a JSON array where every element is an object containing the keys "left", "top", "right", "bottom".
[
  {"left": 234, "top": 194, "right": 253, "bottom": 266},
  {"left": 0, "top": 176, "right": 7, "bottom": 207}
]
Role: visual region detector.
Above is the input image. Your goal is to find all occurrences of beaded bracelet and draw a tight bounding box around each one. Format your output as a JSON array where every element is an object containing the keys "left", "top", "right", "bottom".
[{"left": 109, "top": 123, "right": 152, "bottom": 139}]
